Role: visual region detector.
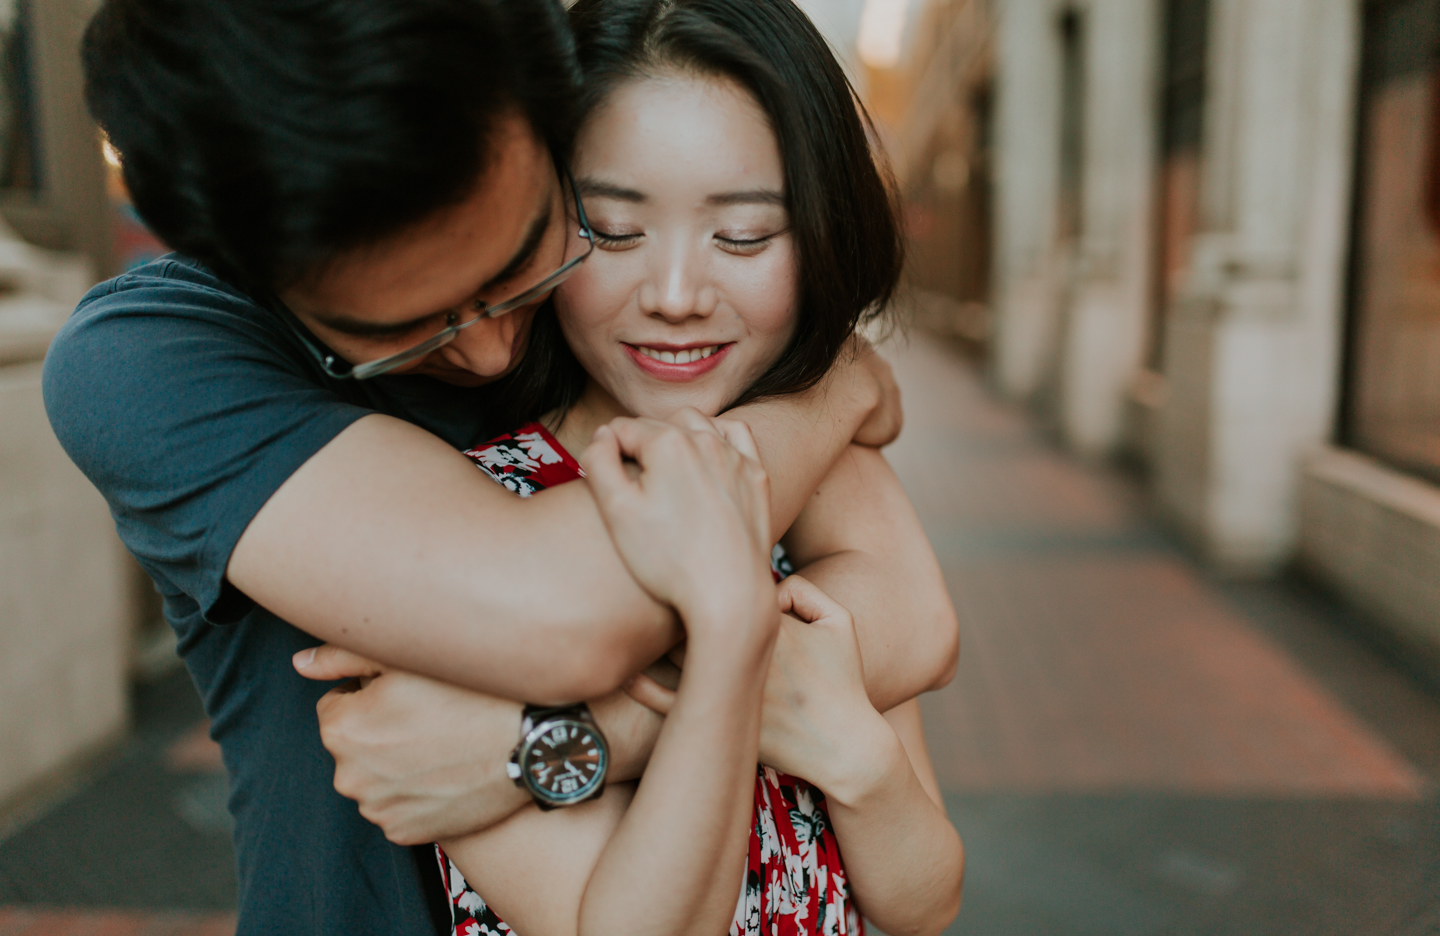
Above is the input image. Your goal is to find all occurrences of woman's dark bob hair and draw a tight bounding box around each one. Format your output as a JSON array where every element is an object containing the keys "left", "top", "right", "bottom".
[{"left": 505, "top": 0, "right": 904, "bottom": 420}]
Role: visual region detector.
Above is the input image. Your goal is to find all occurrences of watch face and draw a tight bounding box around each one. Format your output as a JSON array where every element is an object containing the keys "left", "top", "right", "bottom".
[{"left": 519, "top": 718, "right": 608, "bottom": 805}]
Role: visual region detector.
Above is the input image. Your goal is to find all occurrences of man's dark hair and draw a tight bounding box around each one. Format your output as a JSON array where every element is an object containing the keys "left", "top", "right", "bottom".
[
  {"left": 508, "top": 0, "right": 904, "bottom": 422},
  {"left": 83, "top": 0, "right": 581, "bottom": 292}
]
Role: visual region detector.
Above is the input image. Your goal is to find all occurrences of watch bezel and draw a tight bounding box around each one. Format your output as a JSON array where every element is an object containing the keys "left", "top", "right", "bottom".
[{"left": 515, "top": 714, "right": 609, "bottom": 807}]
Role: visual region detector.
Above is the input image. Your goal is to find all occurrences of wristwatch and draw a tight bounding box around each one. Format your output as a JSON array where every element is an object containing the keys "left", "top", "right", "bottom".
[{"left": 507, "top": 703, "right": 609, "bottom": 810}]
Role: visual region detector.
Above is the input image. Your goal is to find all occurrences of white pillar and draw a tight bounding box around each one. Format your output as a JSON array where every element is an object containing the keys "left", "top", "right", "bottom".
[
  {"left": 1059, "top": 0, "right": 1159, "bottom": 454},
  {"left": 1155, "top": 0, "right": 1358, "bottom": 571},
  {"left": 990, "top": 0, "right": 1066, "bottom": 400}
]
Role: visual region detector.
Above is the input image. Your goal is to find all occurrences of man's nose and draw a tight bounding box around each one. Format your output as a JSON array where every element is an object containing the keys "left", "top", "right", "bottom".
[
  {"left": 438, "top": 312, "right": 519, "bottom": 377},
  {"left": 639, "top": 240, "right": 717, "bottom": 322}
]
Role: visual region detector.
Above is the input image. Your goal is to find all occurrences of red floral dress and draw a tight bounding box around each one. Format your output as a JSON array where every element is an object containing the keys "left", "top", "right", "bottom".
[{"left": 435, "top": 422, "right": 863, "bottom": 936}]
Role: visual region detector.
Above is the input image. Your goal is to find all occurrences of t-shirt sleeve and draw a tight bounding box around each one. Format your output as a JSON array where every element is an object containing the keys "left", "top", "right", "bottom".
[{"left": 42, "top": 264, "right": 370, "bottom": 623}]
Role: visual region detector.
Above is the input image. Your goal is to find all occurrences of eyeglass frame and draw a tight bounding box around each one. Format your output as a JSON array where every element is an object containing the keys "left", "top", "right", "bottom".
[{"left": 277, "top": 164, "right": 596, "bottom": 381}]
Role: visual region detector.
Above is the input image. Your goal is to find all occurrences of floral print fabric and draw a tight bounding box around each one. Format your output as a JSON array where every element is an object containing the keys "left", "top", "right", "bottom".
[{"left": 438, "top": 423, "right": 863, "bottom": 936}]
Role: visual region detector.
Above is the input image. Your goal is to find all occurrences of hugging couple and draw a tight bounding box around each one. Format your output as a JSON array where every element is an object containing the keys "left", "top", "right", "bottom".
[{"left": 46, "top": 0, "right": 965, "bottom": 933}]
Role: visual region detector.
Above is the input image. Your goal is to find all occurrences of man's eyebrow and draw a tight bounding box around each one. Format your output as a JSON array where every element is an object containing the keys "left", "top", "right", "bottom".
[
  {"left": 708, "top": 189, "right": 785, "bottom": 207},
  {"left": 311, "top": 194, "right": 554, "bottom": 338},
  {"left": 577, "top": 179, "right": 647, "bottom": 202},
  {"left": 481, "top": 199, "right": 553, "bottom": 292}
]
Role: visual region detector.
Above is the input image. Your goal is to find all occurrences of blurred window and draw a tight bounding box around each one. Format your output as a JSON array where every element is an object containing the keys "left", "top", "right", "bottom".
[
  {"left": 1345, "top": 0, "right": 1440, "bottom": 484},
  {"left": 0, "top": 0, "right": 39, "bottom": 192}
]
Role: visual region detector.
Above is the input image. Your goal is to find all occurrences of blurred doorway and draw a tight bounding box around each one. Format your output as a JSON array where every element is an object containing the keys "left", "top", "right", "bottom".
[
  {"left": 1344, "top": 0, "right": 1440, "bottom": 484},
  {"left": 1150, "top": 0, "right": 1208, "bottom": 372}
]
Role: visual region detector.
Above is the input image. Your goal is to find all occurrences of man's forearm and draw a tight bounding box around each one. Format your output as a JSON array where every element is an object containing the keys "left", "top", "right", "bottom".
[
  {"left": 231, "top": 415, "right": 679, "bottom": 703},
  {"left": 314, "top": 668, "right": 667, "bottom": 846}
]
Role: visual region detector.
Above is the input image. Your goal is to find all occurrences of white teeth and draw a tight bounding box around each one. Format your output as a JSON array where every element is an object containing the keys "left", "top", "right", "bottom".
[{"left": 637, "top": 345, "right": 720, "bottom": 365}]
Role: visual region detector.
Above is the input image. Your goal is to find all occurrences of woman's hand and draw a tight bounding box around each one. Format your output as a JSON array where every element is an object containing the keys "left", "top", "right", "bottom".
[
  {"left": 623, "top": 576, "right": 893, "bottom": 793},
  {"left": 581, "top": 408, "right": 777, "bottom": 638},
  {"left": 759, "top": 577, "right": 893, "bottom": 791}
]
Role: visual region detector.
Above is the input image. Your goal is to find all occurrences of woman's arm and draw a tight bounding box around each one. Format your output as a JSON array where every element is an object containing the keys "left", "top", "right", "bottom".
[
  {"left": 758, "top": 578, "right": 963, "bottom": 936},
  {"left": 823, "top": 700, "right": 964, "bottom": 936},
  {"left": 441, "top": 409, "right": 780, "bottom": 936},
  {"left": 228, "top": 342, "right": 897, "bottom": 704},
  {"left": 781, "top": 445, "right": 960, "bottom": 711}
]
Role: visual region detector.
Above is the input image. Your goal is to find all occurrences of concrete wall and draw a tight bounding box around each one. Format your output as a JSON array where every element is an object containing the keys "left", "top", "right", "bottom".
[
  {"left": 1300, "top": 447, "right": 1440, "bottom": 661},
  {"left": 0, "top": 354, "right": 129, "bottom": 808},
  {"left": 0, "top": 239, "right": 131, "bottom": 809}
]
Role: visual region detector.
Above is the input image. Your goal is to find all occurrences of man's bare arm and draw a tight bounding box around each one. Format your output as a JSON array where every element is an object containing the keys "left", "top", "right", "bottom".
[
  {"left": 228, "top": 343, "right": 895, "bottom": 702},
  {"left": 294, "top": 645, "right": 663, "bottom": 845}
]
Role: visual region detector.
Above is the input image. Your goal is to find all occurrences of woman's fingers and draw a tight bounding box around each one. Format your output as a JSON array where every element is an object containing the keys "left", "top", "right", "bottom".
[
  {"left": 776, "top": 574, "right": 849, "bottom": 627},
  {"left": 293, "top": 644, "right": 388, "bottom": 682},
  {"left": 579, "top": 424, "right": 637, "bottom": 503},
  {"left": 623, "top": 672, "right": 677, "bottom": 715},
  {"left": 668, "top": 407, "right": 726, "bottom": 438},
  {"left": 582, "top": 412, "right": 775, "bottom": 625},
  {"left": 712, "top": 417, "right": 762, "bottom": 463}
]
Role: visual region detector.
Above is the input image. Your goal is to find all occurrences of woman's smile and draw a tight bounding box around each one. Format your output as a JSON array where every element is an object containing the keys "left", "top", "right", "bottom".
[{"left": 623, "top": 341, "right": 734, "bottom": 381}]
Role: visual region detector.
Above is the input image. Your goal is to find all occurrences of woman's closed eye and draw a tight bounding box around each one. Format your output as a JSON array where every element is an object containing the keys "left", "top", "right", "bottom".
[
  {"left": 715, "top": 231, "right": 785, "bottom": 256},
  {"left": 590, "top": 227, "right": 644, "bottom": 251}
]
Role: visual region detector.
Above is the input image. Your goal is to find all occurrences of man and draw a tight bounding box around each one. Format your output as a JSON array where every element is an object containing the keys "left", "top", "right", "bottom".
[{"left": 44, "top": 1, "right": 915, "bottom": 933}]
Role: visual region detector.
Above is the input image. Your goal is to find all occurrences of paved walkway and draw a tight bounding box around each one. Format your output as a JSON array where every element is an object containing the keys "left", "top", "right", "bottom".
[
  {"left": 883, "top": 334, "right": 1440, "bottom": 935},
  {"left": 2, "top": 332, "right": 1437, "bottom": 934}
]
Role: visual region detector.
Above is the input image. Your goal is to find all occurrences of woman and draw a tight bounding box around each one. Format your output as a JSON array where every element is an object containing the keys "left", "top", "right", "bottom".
[{"left": 431, "top": 1, "right": 965, "bottom": 934}]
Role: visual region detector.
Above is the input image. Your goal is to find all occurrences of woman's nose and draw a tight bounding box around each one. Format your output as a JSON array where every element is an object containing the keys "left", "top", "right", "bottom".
[{"left": 639, "top": 241, "right": 717, "bottom": 322}]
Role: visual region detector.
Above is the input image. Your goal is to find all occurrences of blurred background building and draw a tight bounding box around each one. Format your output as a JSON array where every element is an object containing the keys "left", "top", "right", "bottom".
[
  {"left": 861, "top": 0, "right": 1440, "bottom": 671},
  {"left": 1, "top": 0, "right": 1438, "bottom": 933}
]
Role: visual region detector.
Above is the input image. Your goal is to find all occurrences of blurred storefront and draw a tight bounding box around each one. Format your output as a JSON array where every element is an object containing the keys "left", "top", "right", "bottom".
[{"left": 963, "top": 0, "right": 1440, "bottom": 665}]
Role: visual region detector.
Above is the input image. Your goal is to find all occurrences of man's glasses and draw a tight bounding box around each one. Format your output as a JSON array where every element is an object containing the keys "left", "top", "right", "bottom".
[{"left": 284, "top": 166, "right": 595, "bottom": 381}]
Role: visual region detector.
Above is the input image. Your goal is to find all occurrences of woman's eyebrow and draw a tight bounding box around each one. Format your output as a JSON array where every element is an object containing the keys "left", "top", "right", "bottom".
[
  {"left": 708, "top": 189, "right": 784, "bottom": 206},
  {"left": 577, "top": 179, "right": 647, "bottom": 202}
]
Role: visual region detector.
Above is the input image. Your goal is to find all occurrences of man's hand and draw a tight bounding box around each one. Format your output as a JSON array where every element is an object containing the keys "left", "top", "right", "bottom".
[
  {"left": 295, "top": 645, "right": 666, "bottom": 845},
  {"left": 295, "top": 645, "right": 530, "bottom": 845},
  {"left": 849, "top": 338, "right": 902, "bottom": 448}
]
